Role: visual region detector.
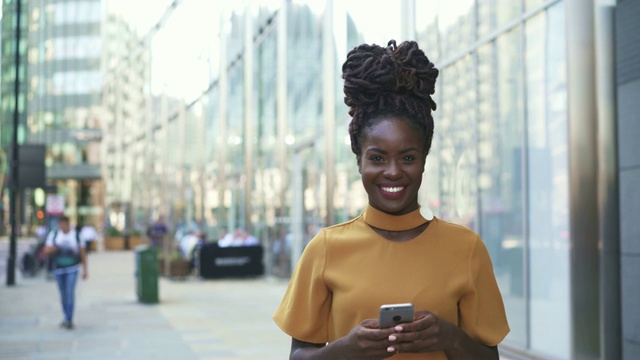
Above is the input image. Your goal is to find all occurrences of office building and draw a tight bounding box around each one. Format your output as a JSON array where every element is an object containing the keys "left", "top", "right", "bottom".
[{"left": 0, "top": 0, "right": 104, "bottom": 230}]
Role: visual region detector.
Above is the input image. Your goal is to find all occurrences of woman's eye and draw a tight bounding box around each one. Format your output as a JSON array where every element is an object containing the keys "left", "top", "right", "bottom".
[
  {"left": 369, "top": 155, "right": 384, "bottom": 162},
  {"left": 403, "top": 155, "right": 416, "bottom": 162}
]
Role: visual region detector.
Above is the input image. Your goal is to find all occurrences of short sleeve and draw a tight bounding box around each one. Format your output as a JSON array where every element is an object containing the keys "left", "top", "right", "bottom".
[
  {"left": 273, "top": 231, "right": 331, "bottom": 344},
  {"left": 79, "top": 232, "right": 87, "bottom": 248},
  {"left": 458, "top": 236, "right": 510, "bottom": 346},
  {"left": 45, "top": 231, "right": 55, "bottom": 247}
]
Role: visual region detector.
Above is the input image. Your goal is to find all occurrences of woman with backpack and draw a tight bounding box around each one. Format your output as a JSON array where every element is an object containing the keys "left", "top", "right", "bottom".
[{"left": 43, "top": 216, "right": 88, "bottom": 330}]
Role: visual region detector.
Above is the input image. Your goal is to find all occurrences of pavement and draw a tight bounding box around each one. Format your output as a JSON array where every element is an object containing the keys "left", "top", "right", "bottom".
[{"left": 0, "top": 239, "right": 292, "bottom": 360}]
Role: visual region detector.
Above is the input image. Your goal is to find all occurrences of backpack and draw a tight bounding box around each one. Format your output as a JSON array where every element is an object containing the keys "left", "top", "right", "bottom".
[{"left": 52, "top": 230, "right": 81, "bottom": 269}]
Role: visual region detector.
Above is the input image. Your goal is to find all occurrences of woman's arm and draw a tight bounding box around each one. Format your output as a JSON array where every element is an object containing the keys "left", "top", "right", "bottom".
[
  {"left": 442, "top": 324, "right": 498, "bottom": 359},
  {"left": 289, "top": 319, "right": 396, "bottom": 360},
  {"left": 289, "top": 338, "right": 329, "bottom": 360}
]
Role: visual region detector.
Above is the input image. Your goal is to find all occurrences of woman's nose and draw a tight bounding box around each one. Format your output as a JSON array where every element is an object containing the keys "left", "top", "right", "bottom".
[{"left": 383, "top": 161, "right": 400, "bottom": 177}]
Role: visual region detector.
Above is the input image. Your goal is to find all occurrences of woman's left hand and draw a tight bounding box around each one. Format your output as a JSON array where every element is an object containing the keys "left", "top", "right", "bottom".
[{"left": 384, "top": 310, "right": 460, "bottom": 354}]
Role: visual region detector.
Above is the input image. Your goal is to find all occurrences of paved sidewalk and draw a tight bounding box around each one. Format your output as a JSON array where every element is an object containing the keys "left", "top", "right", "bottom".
[{"left": 0, "top": 249, "right": 291, "bottom": 359}]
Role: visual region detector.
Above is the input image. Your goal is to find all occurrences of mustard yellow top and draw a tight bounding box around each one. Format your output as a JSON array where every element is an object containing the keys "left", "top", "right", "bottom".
[{"left": 273, "top": 205, "right": 510, "bottom": 359}]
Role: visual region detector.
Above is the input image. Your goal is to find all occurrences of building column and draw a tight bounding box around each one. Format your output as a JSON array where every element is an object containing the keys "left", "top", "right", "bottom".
[
  {"left": 323, "top": 0, "right": 336, "bottom": 225},
  {"left": 594, "top": 1, "right": 621, "bottom": 358},
  {"left": 566, "top": 0, "right": 600, "bottom": 358},
  {"left": 244, "top": 2, "right": 254, "bottom": 233}
]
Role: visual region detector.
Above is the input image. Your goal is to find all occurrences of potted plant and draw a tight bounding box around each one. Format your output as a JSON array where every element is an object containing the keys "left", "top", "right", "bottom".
[
  {"left": 128, "top": 229, "right": 145, "bottom": 248},
  {"left": 158, "top": 250, "right": 191, "bottom": 278},
  {"left": 104, "top": 227, "right": 125, "bottom": 250}
]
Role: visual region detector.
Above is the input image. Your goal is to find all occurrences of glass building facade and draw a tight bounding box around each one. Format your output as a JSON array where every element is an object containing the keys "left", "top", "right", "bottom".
[
  {"left": 2, "top": 0, "right": 629, "bottom": 358},
  {"left": 1, "top": 0, "right": 104, "bottom": 232},
  {"left": 415, "top": 1, "right": 572, "bottom": 356}
]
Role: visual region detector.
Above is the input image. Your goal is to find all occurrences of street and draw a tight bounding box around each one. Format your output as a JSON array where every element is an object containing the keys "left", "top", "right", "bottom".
[{"left": 0, "top": 239, "right": 291, "bottom": 359}]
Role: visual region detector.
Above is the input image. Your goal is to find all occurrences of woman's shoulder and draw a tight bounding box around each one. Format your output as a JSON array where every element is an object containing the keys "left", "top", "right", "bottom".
[
  {"left": 305, "top": 215, "right": 365, "bottom": 246},
  {"left": 429, "top": 217, "right": 481, "bottom": 245},
  {"left": 322, "top": 215, "right": 361, "bottom": 232}
]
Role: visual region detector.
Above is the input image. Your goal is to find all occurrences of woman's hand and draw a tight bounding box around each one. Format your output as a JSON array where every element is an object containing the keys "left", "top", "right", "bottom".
[
  {"left": 334, "top": 319, "right": 398, "bottom": 359},
  {"left": 384, "top": 310, "right": 457, "bottom": 353},
  {"left": 290, "top": 319, "right": 397, "bottom": 360},
  {"left": 384, "top": 310, "right": 498, "bottom": 359}
]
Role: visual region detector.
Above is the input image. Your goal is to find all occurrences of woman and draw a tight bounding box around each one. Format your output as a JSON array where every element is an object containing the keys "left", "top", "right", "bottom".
[
  {"left": 44, "top": 216, "right": 88, "bottom": 330},
  {"left": 273, "top": 40, "right": 509, "bottom": 359}
]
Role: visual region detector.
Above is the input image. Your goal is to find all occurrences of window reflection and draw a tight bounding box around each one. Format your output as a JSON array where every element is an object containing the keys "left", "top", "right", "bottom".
[
  {"left": 53, "top": 2, "right": 101, "bottom": 24},
  {"left": 52, "top": 36, "right": 102, "bottom": 59},
  {"left": 437, "top": 0, "right": 475, "bottom": 60},
  {"left": 438, "top": 55, "right": 478, "bottom": 229},
  {"left": 477, "top": 28, "right": 526, "bottom": 346},
  {"left": 416, "top": 1, "right": 570, "bottom": 358},
  {"left": 527, "top": 3, "right": 569, "bottom": 357},
  {"left": 477, "top": 0, "right": 521, "bottom": 38}
]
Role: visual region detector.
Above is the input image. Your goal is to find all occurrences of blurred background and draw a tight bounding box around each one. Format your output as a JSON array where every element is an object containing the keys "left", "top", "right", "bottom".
[{"left": 1, "top": 0, "right": 638, "bottom": 359}]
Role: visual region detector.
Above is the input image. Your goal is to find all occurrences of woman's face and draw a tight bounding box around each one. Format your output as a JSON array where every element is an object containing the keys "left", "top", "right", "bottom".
[{"left": 358, "top": 117, "right": 426, "bottom": 215}]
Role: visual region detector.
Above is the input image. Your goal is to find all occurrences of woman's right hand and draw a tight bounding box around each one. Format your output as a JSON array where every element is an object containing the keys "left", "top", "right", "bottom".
[{"left": 291, "top": 319, "right": 397, "bottom": 360}]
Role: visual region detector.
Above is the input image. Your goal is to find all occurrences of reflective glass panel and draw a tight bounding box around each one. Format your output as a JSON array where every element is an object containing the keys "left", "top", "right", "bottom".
[
  {"left": 527, "top": 3, "right": 570, "bottom": 358},
  {"left": 478, "top": 27, "right": 526, "bottom": 346},
  {"left": 437, "top": 0, "right": 475, "bottom": 60},
  {"left": 436, "top": 55, "right": 477, "bottom": 229},
  {"left": 477, "top": 0, "right": 521, "bottom": 38}
]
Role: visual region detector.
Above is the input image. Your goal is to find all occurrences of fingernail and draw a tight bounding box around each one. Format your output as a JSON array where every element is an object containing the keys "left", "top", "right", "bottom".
[
  {"left": 395, "top": 325, "right": 403, "bottom": 331},
  {"left": 387, "top": 347, "right": 395, "bottom": 352},
  {"left": 388, "top": 335, "right": 397, "bottom": 341}
]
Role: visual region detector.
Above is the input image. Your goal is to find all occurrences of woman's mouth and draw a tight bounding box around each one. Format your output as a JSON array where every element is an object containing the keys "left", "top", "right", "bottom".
[
  {"left": 381, "top": 186, "right": 404, "bottom": 193},
  {"left": 379, "top": 186, "right": 406, "bottom": 198}
]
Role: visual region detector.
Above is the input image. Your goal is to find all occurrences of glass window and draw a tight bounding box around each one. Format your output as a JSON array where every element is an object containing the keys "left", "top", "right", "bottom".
[
  {"left": 527, "top": 2, "right": 569, "bottom": 357},
  {"left": 287, "top": 2, "right": 323, "bottom": 140},
  {"left": 477, "top": 0, "right": 521, "bottom": 38},
  {"left": 437, "top": 0, "right": 475, "bottom": 60},
  {"left": 525, "top": 0, "right": 546, "bottom": 11},
  {"left": 53, "top": 1, "right": 101, "bottom": 24},
  {"left": 435, "top": 54, "right": 478, "bottom": 229},
  {"left": 415, "top": 1, "right": 440, "bottom": 62},
  {"left": 478, "top": 27, "right": 526, "bottom": 346},
  {"left": 51, "top": 71, "right": 101, "bottom": 95},
  {"left": 53, "top": 2, "right": 70, "bottom": 24},
  {"left": 77, "top": 1, "right": 101, "bottom": 23}
]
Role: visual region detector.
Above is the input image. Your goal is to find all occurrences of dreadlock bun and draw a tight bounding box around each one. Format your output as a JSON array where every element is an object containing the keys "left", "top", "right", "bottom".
[{"left": 342, "top": 40, "right": 438, "bottom": 156}]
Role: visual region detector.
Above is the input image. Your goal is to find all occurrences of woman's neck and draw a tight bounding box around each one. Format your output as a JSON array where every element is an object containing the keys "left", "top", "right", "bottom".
[{"left": 362, "top": 205, "right": 428, "bottom": 231}]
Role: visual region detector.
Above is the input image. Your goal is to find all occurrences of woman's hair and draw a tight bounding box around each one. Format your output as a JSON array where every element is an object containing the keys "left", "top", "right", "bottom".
[{"left": 342, "top": 40, "right": 439, "bottom": 157}]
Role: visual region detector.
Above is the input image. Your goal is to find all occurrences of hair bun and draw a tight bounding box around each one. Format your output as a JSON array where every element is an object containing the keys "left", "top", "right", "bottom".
[{"left": 342, "top": 40, "right": 438, "bottom": 112}]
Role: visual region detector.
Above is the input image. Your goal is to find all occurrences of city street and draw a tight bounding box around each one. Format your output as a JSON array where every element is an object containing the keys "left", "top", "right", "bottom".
[{"left": 0, "top": 239, "right": 291, "bottom": 359}]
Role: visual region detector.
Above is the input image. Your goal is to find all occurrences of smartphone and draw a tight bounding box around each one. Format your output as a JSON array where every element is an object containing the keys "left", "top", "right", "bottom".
[{"left": 379, "top": 303, "right": 414, "bottom": 328}]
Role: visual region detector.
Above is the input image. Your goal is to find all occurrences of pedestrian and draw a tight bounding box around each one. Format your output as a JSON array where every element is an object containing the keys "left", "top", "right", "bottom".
[
  {"left": 147, "top": 215, "right": 168, "bottom": 248},
  {"left": 273, "top": 40, "right": 509, "bottom": 359},
  {"left": 43, "top": 216, "right": 88, "bottom": 330}
]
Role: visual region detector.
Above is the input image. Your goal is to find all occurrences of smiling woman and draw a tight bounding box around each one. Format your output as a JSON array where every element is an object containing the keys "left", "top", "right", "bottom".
[{"left": 273, "top": 40, "right": 510, "bottom": 360}]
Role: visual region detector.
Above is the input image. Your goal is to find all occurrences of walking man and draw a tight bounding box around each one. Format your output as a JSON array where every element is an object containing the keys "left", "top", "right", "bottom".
[{"left": 44, "top": 216, "right": 88, "bottom": 329}]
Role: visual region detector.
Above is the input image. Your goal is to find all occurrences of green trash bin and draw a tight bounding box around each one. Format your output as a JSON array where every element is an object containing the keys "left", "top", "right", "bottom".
[{"left": 135, "top": 245, "right": 159, "bottom": 304}]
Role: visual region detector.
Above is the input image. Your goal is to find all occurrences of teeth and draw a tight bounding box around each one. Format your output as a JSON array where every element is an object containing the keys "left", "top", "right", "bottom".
[{"left": 381, "top": 186, "right": 404, "bottom": 193}]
